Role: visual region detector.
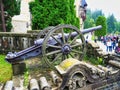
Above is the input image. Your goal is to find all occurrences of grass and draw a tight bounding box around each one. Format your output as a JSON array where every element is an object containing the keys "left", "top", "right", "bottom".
[
  {"left": 84, "top": 55, "right": 105, "bottom": 66},
  {"left": 0, "top": 55, "right": 12, "bottom": 83},
  {"left": 23, "top": 70, "right": 29, "bottom": 87}
]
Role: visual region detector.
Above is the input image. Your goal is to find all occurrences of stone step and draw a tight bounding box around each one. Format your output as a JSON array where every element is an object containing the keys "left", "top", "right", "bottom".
[
  {"left": 4, "top": 81, "right": 14, "bottom": 90},
  {"left": 83, "top": 62, "right": 105, "bottom": 77},
  {"left": 0, "top": 84, "right": 4, "bottom": 90},
  {"left": 97, "top": 65, "right": 112, "bottom": 75},
  {"left": 88, "top": 41, "right": 100, "bottom": 49},
  {"left": 2, "top": 71, "right": 61, "bottom": 90},
  {"left": 109, "top": 60, "right": 120, "bottom": 68},
  {"left": 30, "top": 79, "right": 39, "bottom": 90},
  {"left": 96, "top": 48, "right": 103, "bottom": 52}
]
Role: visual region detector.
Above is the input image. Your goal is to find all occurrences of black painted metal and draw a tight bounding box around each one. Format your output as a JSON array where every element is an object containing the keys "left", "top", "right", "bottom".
[{"left": 5, "top": 24, "right": 102, "bottom": 64}]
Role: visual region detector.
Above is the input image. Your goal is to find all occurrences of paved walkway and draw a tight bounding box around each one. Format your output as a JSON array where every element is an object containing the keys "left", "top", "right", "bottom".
[{"left": 96, "top": 41, "right": 115, "bottom": 54}]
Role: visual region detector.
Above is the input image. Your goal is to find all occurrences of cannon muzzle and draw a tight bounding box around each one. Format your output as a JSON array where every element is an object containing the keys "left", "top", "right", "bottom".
[{"left": 81, "top": 25, "right": 102, "bottom": 34}]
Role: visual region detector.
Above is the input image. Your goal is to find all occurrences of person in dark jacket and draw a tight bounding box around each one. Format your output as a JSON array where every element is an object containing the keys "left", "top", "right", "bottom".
[{"left": 115, "top": 40, "right": 120, "bottom": 54}]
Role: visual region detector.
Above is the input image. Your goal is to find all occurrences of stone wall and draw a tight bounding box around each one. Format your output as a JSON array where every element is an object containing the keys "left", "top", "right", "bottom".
[{"left": 0, "top": 31, "right": 39, "bottom": 54}]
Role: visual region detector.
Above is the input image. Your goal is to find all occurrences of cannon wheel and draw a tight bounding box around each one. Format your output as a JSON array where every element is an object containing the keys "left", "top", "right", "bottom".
[
  {"left": 42, "top": 24, "right": 86, "bottom": 68},
  {"left": 37, "top": 26, "right": 55, "bottom": 39}
]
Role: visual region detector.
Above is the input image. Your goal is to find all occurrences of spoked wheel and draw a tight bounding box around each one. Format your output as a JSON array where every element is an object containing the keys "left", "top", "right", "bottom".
[
  {"left": 42, "top": 24, "right": 86, "bottom": 68},
  {"left": 37, "top": 26, "right": 55, "bottom": 39}
]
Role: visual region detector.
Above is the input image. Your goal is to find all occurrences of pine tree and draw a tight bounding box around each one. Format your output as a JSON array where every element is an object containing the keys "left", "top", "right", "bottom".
[
  {"left": 95, "top": 16, "right": 107, "bottom": 36},
  {"left": 29, "top": 0, "right": 80, "bottom": 30}
]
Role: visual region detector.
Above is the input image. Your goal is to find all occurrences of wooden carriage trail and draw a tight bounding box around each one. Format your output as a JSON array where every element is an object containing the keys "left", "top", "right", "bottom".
[{"left": 1, "top": 25, "right": 120, "bottom": 90}]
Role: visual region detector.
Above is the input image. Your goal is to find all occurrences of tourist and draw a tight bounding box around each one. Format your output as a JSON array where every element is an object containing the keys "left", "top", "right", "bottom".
[
  {"left": 106, "top": 39, "right": 112, "bottom": 52},
  {"left": 112, "top": 39, "right": 116, "bottom": 50},
  {"left": 115, "top": 40, "right": 120, "bottom": 54}
]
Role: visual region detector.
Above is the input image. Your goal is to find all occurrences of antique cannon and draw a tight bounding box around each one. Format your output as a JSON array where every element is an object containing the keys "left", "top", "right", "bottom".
[{"left": 6, "top": 24, "right": 102, "bottom": 68}]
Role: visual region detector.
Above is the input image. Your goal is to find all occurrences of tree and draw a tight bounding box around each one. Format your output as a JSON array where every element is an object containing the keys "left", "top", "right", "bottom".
[
  {"left": 115, "top": 22, "right": 120, "bottom": 33},
  {"left": 3, "top": 0, "right": 20, "bottom": 16},
  {"left": 92, "top": 10, "right": 104, "bottom": 22},
  {"left": 29, "top": 0, "right": 80, "bottom": 30},
  {"left": 0, "top": 0, "right": 6, "bottom": 32},
  {"left": 84, "top": 9, "right": 97, "bottom": 28},
  {"left": 84, "top": 18, "right": 95, "bottom": 28},
  {"left": 95, "top": 16, "right": 107, "bottom": 36},
  {"left": 106, "top": 14, "right": 116, "bottom": 33},
  {"left": 0, "top": 0, "right": 20, "bottom": 32}
]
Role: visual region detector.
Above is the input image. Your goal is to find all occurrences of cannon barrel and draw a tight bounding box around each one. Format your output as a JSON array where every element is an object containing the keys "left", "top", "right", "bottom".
[
  {"left": 5, "top": 25, "right": 102, "bottom": 64},
  {"left": 81, "top": 25, "right": 102, "bottom": 34},
  {"left": 34, "top": 25, "right": 102, "bottom": 45}
]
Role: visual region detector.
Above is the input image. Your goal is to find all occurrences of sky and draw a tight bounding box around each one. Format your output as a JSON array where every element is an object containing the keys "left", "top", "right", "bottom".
[{"left": 86, "top": 0, "right": 120, "bottom": 21}]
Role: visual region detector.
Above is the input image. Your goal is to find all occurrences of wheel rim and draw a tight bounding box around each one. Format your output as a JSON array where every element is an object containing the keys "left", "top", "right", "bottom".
[
  {"left": 42, "top": 24, "right": 86, "bottom": 68},
  {"left": 37, "top": 26, "right": 55, "bottom": 39}
]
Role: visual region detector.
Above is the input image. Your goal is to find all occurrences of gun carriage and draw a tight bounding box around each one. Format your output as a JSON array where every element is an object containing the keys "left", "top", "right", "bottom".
[{"left": 6, "top": 24, "right": 102, "bottom": 67}]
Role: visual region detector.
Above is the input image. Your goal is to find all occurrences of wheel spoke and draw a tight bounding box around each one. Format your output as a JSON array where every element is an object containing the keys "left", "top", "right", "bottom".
[
  {"left": 51, "top": 53, "right": 62, "bottom": 64},
  {"left": 71, "top": 43, "right": 82, "bottom": 48},
  {"left": 51, "top": 35, "right": 62, "bottom": 45},
  {"left": 46, "top": 50, "right": 61, "bottom": 56},
  {"left": 62, "top": 54, "right": 66, "bottom": 61},
  {"left": 70, "top": 35, "right": 79, "bottom": 45},
  {"left": 62, "top": 29, "right": 66, "bottom": 44},
  {"left": 47, "top": 44, "right": 61, "bottom": 49},
  {"left": 71, "top": 49, "right": 83, "bottom": 54},
  {"left": 64, "top": 54, "right": 68, "bottom": 60},
  {"left": 67, "top": 31, "right": 72, "bottom": 43},
  {"left": 67, "top": 54, "right": 69, "bottom": 58},
  {"left": 69, "top": 53, "right": 74, "bottom": 58}
]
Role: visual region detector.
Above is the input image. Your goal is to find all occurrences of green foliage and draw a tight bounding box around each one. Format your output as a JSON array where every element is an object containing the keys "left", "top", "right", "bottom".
[
  {"left": 92, "top": 10, "right": 104, "bottom": 22},
  {"left": 3, "top": 0, "right": 20, "bottom": 16},
  {"left": 24, "top": 71, "right": 29, "bottom": 86},
  {"left": 84, "top": 9, "right": 104, "bottom": 28},
  {"left": 5, "top": 18, "right": 12, "bottom": 32},
  {"left": 29, "top": 0, "right": 80, "bottom": 30},
  {"left": 84, "top": 9, "right": 120, "bottom": 34},
  {"left": 107, "top": 14, "right": 116, "bottom": 33},
  {"left": 0, "top": 55, "right": 12, "bottom": 83},
  {"left": 115, "top": 22, "right": 120, "bottom": 32},
  {"left": 115, "top": 31, "right": 120, "bottom": 35},
  {"left": 95, "top": 16, "right": 107, "bottom": 36},
  {"left": 97, "top": 57, "right": 105, "bottom": 65},
  {"left": 84, "top": 55, "right": 105, "bottom": 66},
  {"left": 2, "top": 0, "right": 20, "bottom": 32},
  {"left": 84, "top": 18, "right": 95, "bottom": 28}
]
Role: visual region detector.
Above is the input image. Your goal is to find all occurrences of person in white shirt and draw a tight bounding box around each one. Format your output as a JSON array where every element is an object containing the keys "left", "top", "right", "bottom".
[{"left": 106, "top": 39, "right": 112, "bottom": 52}]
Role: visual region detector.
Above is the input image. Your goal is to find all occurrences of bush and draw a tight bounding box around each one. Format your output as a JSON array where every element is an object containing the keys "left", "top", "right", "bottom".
[{"left": 0, "top": 55, "right": 12, "bottom": 83}]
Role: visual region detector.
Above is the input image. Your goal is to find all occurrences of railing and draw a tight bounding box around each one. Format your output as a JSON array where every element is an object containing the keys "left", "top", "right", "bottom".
[{"left": 0, "top": 30, "right": 40, "bottom": 54}]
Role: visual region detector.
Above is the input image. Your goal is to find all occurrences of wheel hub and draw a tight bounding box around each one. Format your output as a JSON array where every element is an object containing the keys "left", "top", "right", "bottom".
[{"left": 61, "top": 44, "right": 71, "bottom": 54}]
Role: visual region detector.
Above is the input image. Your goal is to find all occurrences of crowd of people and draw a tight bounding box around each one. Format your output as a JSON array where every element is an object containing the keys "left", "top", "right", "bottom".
[{"left": 99, "top": 35, "right": 119, "bottom": 53}]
